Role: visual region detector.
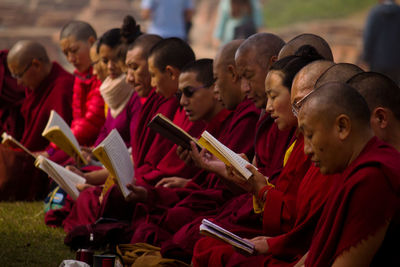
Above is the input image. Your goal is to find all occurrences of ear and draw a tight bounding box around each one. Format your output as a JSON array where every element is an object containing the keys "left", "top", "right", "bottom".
[
  {"left": 31, "top": 58, "right": 42, "bottom": 69},
  {"left": 228, "top": 64, "right": 239, "bottom": 82},
  {"left": 270, "top": 55, "right": 278, "bottom": 65},
  {"left": 165, "top": 65, "right": 180, "bottom": 81},
  {"left": 372, "top": 107, "right": 388, "bottom": 129},
  {"left": 335, "top": 114, "right": 351, "bottom": 141}
]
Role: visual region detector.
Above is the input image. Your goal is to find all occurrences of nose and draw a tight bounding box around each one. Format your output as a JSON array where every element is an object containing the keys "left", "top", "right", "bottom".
[
  {"left": 303, "top": 139, "right": 313, "bottom": 156},
  {"left": 67, "top": 52, "right": 76, "bottom": 64},
  {"left": 180, "top": 93, "right": 189, "bottom": 106},
  {"left": 265, "top": 97, "right": 273, "bottom": 113},
  {"left": 126, "top": 69, "right": 135, "bottom": 84},
  {"left": 107, "top": 60, "right": 115, "bottom": 71}
]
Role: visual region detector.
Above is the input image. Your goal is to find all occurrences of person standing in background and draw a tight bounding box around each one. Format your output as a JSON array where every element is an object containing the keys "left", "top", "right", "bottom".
[
  {"left": 141, "top": 0, "right": 194, "bottom": 41},
  {"left": 362, "top": 0, "right": 400, "bottom": 85},
  {"left": 214, "top": 0, "right": 263, "bottom": 46}
]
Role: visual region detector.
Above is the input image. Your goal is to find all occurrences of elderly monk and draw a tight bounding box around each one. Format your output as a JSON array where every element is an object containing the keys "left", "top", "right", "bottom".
[
  {"left": 0, "top": 50, "right": 25, "bottom": 140},
  {"left": 297, "top": 82, "right": 400, "bottom": 267},
  {"left": 0, "top": 41, "right": 73, "bottom": 200}
]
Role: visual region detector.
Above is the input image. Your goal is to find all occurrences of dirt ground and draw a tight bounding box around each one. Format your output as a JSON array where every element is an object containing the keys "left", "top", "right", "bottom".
[{"left": 0, "top": 0, "right": 369, "bottom": 70}]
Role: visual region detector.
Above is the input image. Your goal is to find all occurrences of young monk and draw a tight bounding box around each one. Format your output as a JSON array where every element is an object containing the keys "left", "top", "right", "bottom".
[
  {"left": 314, "top": 62, "right": 363, "bottom": 88},
  {"left": 297, "top": 82, "right": 400, "bottom": 266},
  {"left": 0, "top": 49, "right": 25, "bottom": 140},
  {"left": 0, "top": 41, "right": 73, "bottom": 200},
  {"left": 348, "top": 72, "right": 400, "bottom": 151},
  {"left": 192, "top": 48, "right": 324, "bottom": 266}
]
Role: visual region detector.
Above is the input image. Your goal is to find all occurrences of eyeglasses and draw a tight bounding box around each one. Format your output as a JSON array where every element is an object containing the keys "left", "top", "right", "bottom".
[
  {"left": 11, "top": 61, "right": 32, "bottom": 80},
  {"left": 177, "top": 78, "right": 217, "bottom": 99},
  {"left": 291, "top": 89, "right": 314, "bottom": 117}
]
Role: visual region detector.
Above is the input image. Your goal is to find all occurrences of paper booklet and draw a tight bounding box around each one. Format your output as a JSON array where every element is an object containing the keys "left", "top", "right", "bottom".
[
  {"left": 1, "top": 132, "right": 36, "bottom": 158},
  {"left": 42, "top": 110, "right": 88, "bottom": 166},
  {"left": 197, "top": 131, "right": 254, "bottom": 180},
  {"left": 92, "top": 129, "right": 134, "bottom": 199},
  {"left": 35, "top": 155, "right": 86, "bottom": 200},
  {"left": 199, "top": 219, "right": 255, "bottom": 255},
  {"left": 147, "top": 113, "right": 201, "bottom": 150}
]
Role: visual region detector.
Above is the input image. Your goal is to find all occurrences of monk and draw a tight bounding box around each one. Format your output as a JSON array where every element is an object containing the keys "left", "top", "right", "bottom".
[
  {"left": 0, "top": 50, "right": 25, "bottom": 140},
  {"left": 0, "top": 40, "right": 73, "bottom": 200},
  {"left": 296, "top": 82, "right": 400, "bottom": 267},
  {"left": 348, "top": 72, "right": 400, "bottom": 151}
]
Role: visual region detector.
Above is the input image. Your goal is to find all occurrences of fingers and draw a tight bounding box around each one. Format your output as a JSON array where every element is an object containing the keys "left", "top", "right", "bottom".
[{"left": 155, "top": 178, "right": 168, "bottom": 187}]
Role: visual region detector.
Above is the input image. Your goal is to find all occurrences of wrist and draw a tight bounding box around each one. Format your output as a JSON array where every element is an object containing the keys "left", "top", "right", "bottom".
[{"left": 257, "top": 185, "right": 273, "bottom": 201}]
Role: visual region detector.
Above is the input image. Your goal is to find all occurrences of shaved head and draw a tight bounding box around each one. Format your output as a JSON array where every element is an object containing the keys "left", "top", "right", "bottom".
[
  {"left": 127, "top": 34, "right": 162, "bottom": 59},
  {"left": 215, "top": 39, "right": 244, "bottom": 67},
  {"left": 60, "top": 20, "right": 97, "bottom": 41},
  {"left": 278, "top": 33, "right": 333, "bottom": 61},
  {"left": 291, "top": 60, "right": 335, "bottom": 104},
  {"left": 348, "top": 72, "right": 400, "bottom": 120},
  {"left": 315, "top": 63, "right": 364, "bottom": 89},
  {"left": 8, "top": 40, "right": 49, "bottom": 67},
  {"left": 236, "top": 33, "right": 285, "bottom": 68},
  {"left": 304, "top": 82, "right": 371, "bottom": 128}
]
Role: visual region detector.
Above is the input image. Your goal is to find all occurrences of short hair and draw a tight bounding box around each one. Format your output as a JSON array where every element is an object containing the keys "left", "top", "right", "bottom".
[
  {"left": 315, "top": 63, "right": 363, "bottom": 88},
  {"left": 149, "top": 37, "right": 195, "bottom": 71},
  {"left": 348, "top": 72, "right": 400, "bottom": 120},
  {"left": 127, "top": 34, "right": 163, "bottom": 59},
  {"left": 181, "top": 59, "right": 214, "bottom": 87},
  {"left": 236, "top": 32, "right": 285, "bottom": 68},
  {"left": 8, "top": 40, "right": 50, "bottom": 66},
  {"left": 306, "top": 82, "right": 371, "bottom": 126},
  {"left": 279, "top": 33, "right": 333, "bottom": 61},
  {"left": 60, "top": 20, "right": 97, "bottom": 41},
  {"left": 97, "top": 15, "right": 142, "bottom": 53},
  {"left": 270, "top": 45, "right": 323, "bottom": 91}
]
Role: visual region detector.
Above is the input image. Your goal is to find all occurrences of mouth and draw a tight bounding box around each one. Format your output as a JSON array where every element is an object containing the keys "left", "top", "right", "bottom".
[
  {"left": 311, "top": 160, "right": 320, "bottom": 167},
  {"left": 184, "top": 109, "right": 193, "bottom": 117}
]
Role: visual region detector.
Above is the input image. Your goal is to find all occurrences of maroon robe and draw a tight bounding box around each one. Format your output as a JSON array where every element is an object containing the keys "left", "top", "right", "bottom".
[
  {"left": 60, "top": 90, "right": 181, "bottom": 232},
  {"left": 0, "top": 62, "right": 73, "bottom": 200},
  {"left": 0, "top": 50, "right": 25, "bottom": 140},
  {"left": 168, "top": 119, "right": 295, "bottom": 258},
  {"left": 192, "top": 135, "right": 312, "bottom": 266},
  {"left": 306, "top": 137, "right": 400, "bottom": 267}
]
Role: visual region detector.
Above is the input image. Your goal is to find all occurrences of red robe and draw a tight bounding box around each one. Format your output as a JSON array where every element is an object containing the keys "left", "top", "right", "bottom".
[
  {"left": 60, "top": 90, "right": 182, "bottom": 232},
  {"left": 192, "top": 135, "right": 312, "bottom": 266},
  {"left": 0, "top": 50, "right": 25, "bottom": 140},
  {"left": 0, "top": 62, "right": 73, "bottom": 200},
  {"left": 129, "top": 99, "right": 260, "bottom": 249},
  {"left": 306, "top": 137, "right": 400, "bottom": 267}
]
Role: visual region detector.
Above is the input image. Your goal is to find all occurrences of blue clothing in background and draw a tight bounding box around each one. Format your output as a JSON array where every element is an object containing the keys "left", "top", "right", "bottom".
[
  {"left": 363, "top": 1, "right": 400, "bottom": 84},
  {"left": 141, "top": 0, "right": 194, "bottom": 40}
]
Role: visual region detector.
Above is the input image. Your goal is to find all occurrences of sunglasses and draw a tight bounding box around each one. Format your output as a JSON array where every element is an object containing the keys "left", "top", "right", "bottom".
[
  {"left": 291, "top": 89, "right": 314, "bottom": 117},
  {"left": 176, "top": 78, "right": 217, "bottom": 99},
  {"left": 11, "top": 61, "right": 32, "bottom": 80}
]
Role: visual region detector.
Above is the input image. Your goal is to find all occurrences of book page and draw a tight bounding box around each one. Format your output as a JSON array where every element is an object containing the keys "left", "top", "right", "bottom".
[
  {"left": 93, "top": 129, "right": 134, "bottom": 198},
  {"left": 200, "top": 219, "right": 254, "bottom": 255},
  {"left": 1, "top": 132, "right": 36, "bottom": 158},
  {"left": 199, "top": 131, "right": 253, "bottom": 179},
  {"left": 35, "top": 156, "right": 86, "bottom": 200}
]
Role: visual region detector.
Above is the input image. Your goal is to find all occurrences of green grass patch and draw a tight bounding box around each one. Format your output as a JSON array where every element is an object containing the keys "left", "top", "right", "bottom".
[
  {"left": 264, "top": 0, "right": 376, "bottom": 28},
  {"left": 0, "top": 202, "right": 74, "bottom": 267}
]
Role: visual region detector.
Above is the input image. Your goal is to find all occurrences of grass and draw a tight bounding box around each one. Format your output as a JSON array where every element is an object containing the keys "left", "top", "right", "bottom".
[
  {"left": 0, "top": 202, "right": 74, "bottom": 267},
  {"left": 263, "top": 0, "right": 376, "bottom": 28}
]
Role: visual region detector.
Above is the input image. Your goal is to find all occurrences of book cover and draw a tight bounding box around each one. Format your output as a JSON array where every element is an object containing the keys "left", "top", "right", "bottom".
[{"left": 1, "top": 132, "right": 36, "bottom": 158}]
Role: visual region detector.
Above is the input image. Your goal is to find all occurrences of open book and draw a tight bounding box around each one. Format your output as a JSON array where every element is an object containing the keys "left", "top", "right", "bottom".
[
  {"left": 92, "top": 129, "right": 134, "bottom": 199},
  {"left": 147, "top": 113, "right": 201, "bottom": 150},
  {"left": 198, "top": 131, "right": 255, "bottom": 180},
  {"left": 42, "top": 110, "right": 87, "bottom": 166},
  {"left": 35, "top": 155, "right": 86, "bottom": 200},
  {"left": 1, "top": 132, "right": 36, "bottom": 158},
  {"left": 199, "top": 219, "right": 255, "bottom": 255}
]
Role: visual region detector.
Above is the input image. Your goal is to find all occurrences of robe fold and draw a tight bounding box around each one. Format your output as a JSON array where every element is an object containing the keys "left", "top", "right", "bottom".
[
  {"left": 0, "top": 62, "right": 73, "bottom": 200},
  {"left": 306, "top": 137, "right": 400, "bottom": 267},
  {"left": 0, "top": 50, "right": 25, "bottom": 140}
]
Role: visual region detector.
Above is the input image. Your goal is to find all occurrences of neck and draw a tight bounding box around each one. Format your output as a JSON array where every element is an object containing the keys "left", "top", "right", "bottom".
[
  {"left": 384, "top": 125, "right": 400, "bottom": 152},
  {"left": 347, "top": 127, "right": 374, "bottom": 168},
  {"left": 203, "top": 102, "right": 224, "bottom": 123}
]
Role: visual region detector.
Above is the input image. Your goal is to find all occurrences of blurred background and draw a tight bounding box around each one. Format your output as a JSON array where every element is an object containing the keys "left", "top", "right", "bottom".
[{"left": 0, "top": 0, "right": 378, "bottom": 71}]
